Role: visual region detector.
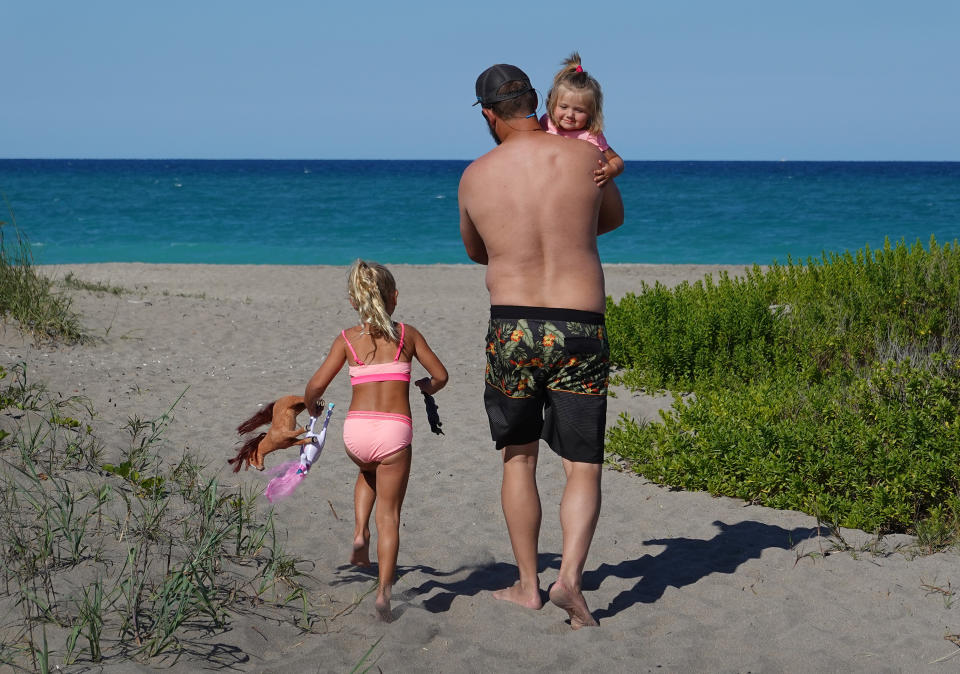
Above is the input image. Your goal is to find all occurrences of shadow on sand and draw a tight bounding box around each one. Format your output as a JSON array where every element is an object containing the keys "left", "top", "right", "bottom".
[
  {"left": 404, "top": 554, "right": 561, "bottom": 613},
  {"left": 586, "top": 520, "right": 820, "bottom": 621},
  {"left": 402, "top": 519, "right": 819, "bottom": 620}
]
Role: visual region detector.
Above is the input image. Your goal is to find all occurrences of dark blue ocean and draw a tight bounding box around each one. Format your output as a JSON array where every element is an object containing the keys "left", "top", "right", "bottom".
[{"left": 2, "top": 159, "right": 958, "bottom": 265}]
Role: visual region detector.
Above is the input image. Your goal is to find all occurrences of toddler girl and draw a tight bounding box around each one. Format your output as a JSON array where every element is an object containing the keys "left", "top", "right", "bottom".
[
  {"left": 304, "top": 259, "right": 448, "bottom": 622},
  {"left": 541, "top": 52, "right": 625, "bottom": 186}
]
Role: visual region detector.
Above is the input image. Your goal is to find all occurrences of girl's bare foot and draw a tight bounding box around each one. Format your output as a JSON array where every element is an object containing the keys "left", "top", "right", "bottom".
[
  {"left": 350, "top": 534, "right": 371, "bottom": 567},
  {"left": 549, "top": 580, "right": 597, "bottom": 629},
  {"left": 375, "top": 592, "right": 393, "bottom": 622},
  {"left": 492, "top": 581, "right": 543, "bottom": 610}
]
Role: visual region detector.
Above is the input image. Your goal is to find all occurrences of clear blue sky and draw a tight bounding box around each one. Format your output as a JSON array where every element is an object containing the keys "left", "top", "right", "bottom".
[{"left": 4, "top": 1, "right": 958, "bottom": 160}]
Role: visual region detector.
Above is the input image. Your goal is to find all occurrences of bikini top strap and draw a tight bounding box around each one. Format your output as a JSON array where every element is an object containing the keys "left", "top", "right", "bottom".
[
  {"left": 341, "top": 329, "right": 363, "bottom": 366},
  {"left": 394, "top": 322, "right": 405, "bottom": 361}
]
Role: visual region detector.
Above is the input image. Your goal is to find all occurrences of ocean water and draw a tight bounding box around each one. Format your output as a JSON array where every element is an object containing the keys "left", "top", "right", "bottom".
[{"left": 2, "top": 159, "right": 958, "bottom": 266}]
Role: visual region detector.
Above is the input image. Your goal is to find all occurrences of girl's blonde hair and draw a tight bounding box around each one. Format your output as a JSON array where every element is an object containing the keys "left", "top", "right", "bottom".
[
  {"left": 348, "top": 259, "right": 398, "bottom": 341},
  {"left": 545, "top": 52, "right": 605, "bottom": 135}
]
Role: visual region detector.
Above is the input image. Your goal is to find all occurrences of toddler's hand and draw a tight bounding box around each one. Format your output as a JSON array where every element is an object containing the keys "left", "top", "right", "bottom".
[{"left": 594, "top": 159, "right": 610, "bottom": 187}]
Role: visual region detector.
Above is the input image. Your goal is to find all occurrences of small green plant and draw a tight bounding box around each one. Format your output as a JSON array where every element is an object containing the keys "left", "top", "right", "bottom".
[
  {"left": 0, "top": 362, "right": 46, "bottom": 411},
  {"left": 76, "top": 580, "right": 107, "bottom": 661},
  {"left": 101, "top": 460, "right": 167, "bottom": 497},
  {"left": 915, "top": 506, "right": 960, "bottom": 554},
  {"left": 350, "top": 635, "right": 384, "bottom": 674}
]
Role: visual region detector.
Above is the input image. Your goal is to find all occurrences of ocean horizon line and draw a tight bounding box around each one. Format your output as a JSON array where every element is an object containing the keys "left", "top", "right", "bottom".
[{"left": 2, "top": 157, "right": 958, "bottom": 164}]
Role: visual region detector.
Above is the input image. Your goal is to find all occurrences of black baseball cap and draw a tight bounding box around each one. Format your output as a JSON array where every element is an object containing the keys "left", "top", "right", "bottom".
[{"left": 473, "top": 64, "right": 533, "bottom": 107}]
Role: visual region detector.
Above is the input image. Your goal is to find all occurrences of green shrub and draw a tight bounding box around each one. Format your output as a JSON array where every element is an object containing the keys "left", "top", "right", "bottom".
[
  {"left": 606, "top": 265, "right": 778, "bottom": 390},
  {"left": 608, "top": 358, "right": 960, "bottom": 532},
  {"left": 606, "top": 238, "right": 960, "bottom": 536},
  {"left": 607, "top": 237, "right": 960, "bottom": 392}
]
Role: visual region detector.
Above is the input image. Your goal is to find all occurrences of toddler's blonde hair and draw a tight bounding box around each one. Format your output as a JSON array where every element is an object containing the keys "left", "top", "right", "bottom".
[{"left": 348, "top": 259, "right": 398, "bottom": 342}]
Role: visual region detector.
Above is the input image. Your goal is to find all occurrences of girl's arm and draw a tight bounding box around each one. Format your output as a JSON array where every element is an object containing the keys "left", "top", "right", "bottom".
[
  {"left": 409, "top": 327, "right": 448, "bottom": 396},
  {"left": 594, "top": 147, "right": 625, "bottom": 187},
  {"left": 304, "top": 335, "right": 347, "bottom": 415}
]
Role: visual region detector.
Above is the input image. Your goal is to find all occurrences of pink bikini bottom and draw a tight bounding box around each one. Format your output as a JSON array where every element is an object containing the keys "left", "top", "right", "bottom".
[{"left": 342, "top": 411, "right": 413, "bottom": 463}]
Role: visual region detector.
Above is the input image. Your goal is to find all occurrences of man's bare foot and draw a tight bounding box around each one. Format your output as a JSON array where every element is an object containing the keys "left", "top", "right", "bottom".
[
  {"left": 549, "top": 580, "right": 597, "bottom": 629},
  {"left": 492, "top": 581, "right": 543, "bottom": 610},
  {"left": 350, "top": 535, "right": 371, "bottom": 567},
  {"left": 375, "top": 593, "right": 393, "bottom": 622}
]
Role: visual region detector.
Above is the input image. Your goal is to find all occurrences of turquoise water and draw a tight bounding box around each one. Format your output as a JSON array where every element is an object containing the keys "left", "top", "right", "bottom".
[{"left": 2, "top": 159, "right": 958, "bottom": 265}]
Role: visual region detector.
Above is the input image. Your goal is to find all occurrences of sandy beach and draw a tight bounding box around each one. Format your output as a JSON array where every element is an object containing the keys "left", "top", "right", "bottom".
[{"left": 5, "top": 262, "right": 959, "bottom": 672}]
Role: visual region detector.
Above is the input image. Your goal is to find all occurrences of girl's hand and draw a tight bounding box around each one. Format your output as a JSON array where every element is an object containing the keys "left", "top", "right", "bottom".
[
  {"left": 415, "top": 377, "right": 438, "bottom": 396},
  {"left": 594, "top": 159, "right": 611, "bottom": 187}
]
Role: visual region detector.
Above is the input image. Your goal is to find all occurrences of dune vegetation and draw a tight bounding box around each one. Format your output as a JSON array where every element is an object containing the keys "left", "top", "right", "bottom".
[
  {"left": 0, "top": 228, "right": 343, "bottom": 670},
  {"left": 0, "top": 213, "right": 85, "bottom": 343},
  {"left": 606, "top": 238, "right": 960, "bottom": 540}
]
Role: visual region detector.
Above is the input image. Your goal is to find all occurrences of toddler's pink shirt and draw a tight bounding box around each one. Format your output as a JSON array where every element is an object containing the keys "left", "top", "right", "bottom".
[{"left": 539, "top": 114, "right": 610, "bottom": 151}]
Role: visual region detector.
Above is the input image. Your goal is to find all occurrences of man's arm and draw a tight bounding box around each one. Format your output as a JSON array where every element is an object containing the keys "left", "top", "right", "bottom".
[
  {"left": 596, "top": 180, "right": 624, "bottom": 235},
  {"left": 458, "top": 178, "right": 489, "bottom": 264}
]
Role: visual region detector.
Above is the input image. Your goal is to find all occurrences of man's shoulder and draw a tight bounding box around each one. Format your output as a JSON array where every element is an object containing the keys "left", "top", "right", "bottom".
[
  {"left": 459, "top": 158, "right": 481, "bottom": 191},
  {"left": 466, "top": 143, "right": 501, "bottom": 166},
  {"left": 462, "top": 132, "right": 599, "bottom": 179},
  {"left": 461, "top": 145, "right": 505, "bottom": 182}
]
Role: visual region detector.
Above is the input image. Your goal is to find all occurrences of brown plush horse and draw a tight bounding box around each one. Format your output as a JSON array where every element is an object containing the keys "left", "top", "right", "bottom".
[{"left": 228, "top": 395, "right": 315, "bottom": 472}]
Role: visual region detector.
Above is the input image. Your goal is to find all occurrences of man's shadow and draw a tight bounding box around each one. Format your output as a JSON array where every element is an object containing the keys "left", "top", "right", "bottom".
[
  {"left": 399, "top": 520, "right": 818, "bottom": 619},
  {"left": 586, "top": 520, "right": 820, "bottom": 621}
]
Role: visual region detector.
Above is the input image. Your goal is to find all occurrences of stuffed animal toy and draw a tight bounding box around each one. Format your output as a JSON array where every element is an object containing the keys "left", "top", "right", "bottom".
[{"left": 228, "top": 395, "right": 315, "bottom": 472}]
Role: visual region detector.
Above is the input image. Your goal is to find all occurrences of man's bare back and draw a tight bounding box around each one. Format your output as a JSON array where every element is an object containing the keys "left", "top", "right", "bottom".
[{"left": 459, "top": 127, "right": 624, "bottom": 313}]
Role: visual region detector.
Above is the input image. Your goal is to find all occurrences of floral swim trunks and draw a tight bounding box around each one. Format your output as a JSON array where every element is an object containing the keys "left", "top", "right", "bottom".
[{"left": 483, "top": 305, "right": 610, "bottom": 463}]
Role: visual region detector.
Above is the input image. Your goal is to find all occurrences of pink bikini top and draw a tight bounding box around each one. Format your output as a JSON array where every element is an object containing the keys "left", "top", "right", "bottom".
[{"left": 343, "top": 322, "right": 412, "bottom": 385}]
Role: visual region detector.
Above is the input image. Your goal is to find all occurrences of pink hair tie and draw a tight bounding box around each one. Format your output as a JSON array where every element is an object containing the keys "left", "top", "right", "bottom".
[{"left": 575, "top": 65, "right": 583, "bottom": 73}]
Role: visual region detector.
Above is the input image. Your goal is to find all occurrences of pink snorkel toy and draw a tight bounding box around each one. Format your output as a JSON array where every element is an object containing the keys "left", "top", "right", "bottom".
[{"left": 264, "top": 401, "right": 335, "bottom": 503}]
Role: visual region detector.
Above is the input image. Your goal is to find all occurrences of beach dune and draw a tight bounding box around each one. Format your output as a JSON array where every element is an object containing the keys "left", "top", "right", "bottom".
[{"left": 5, "top": 263, "right": 957, "bottom": 672}]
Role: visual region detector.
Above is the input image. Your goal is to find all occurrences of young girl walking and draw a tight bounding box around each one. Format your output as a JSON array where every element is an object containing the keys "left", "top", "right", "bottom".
[
  {"left": 540, "top": 52, "right": 625, "bottom": 187},
  {"left": 304, "top": 259, "right": 448, "bottom": 622}
]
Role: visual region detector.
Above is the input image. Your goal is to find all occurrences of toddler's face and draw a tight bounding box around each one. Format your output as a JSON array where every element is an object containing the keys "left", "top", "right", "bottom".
[{"left": 553, "top": 90, "right": 590, "bottom": 132}]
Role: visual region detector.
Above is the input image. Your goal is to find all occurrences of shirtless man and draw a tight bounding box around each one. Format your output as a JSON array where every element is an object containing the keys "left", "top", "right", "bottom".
[{"left": 458, "top": 64, "right": 624, "bottom": 629}]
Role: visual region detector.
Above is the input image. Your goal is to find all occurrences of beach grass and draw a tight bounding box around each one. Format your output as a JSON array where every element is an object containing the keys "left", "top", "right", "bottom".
[
  {"left": 606, "top": 237, "right": 960, "bottom": 539},
  {"left": 0, "top": 211, "right": 86, "bottom": 343},
  {"left": 0, "top": 365, "right": 342, "bottom": 669},
  {"left": 61, "top": 272, "right": 127, "bottom": 296}
]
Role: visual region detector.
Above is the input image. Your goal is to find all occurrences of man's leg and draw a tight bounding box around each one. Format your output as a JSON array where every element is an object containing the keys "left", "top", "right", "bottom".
[
  {"left": 549, "top": 458, "right": 601, "bottom": 628},
  {"left": 492, "top": 441, "right": 543, "bottom": 609}
]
